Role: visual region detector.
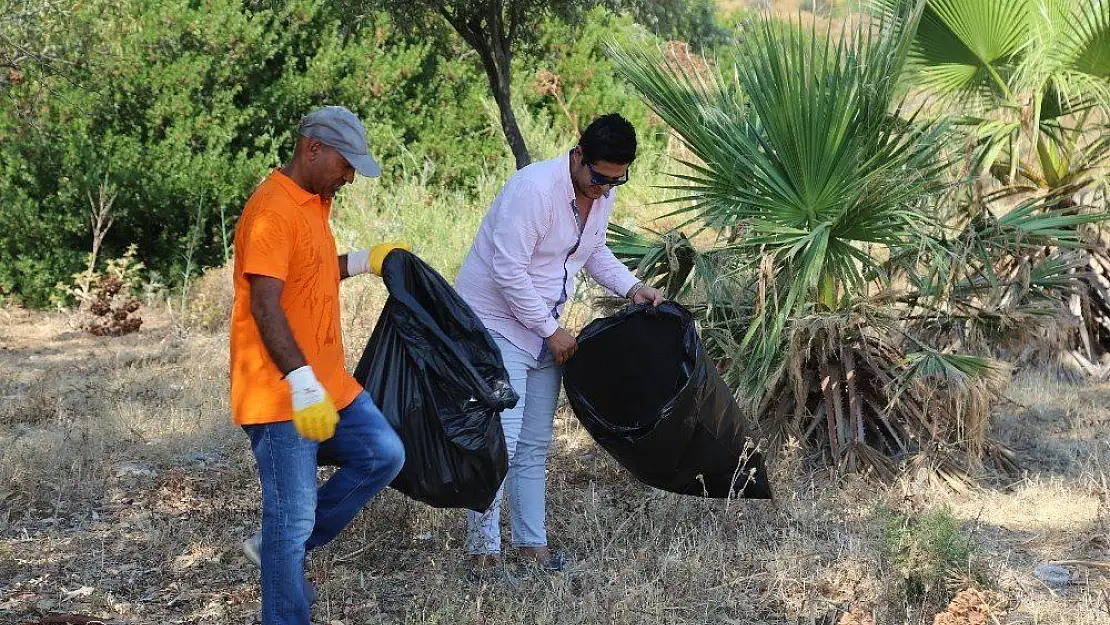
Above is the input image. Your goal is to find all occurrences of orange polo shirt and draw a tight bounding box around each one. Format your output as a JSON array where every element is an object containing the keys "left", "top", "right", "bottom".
[{"left": 229, "top": 169, "right": 363, "bottom": 425}]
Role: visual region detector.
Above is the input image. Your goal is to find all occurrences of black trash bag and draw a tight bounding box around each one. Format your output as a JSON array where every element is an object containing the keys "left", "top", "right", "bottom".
[
  {"left": 564, "top": 302, "right": 772, "bottom": 499},
  {"left": 352, "top": 250, "right": 517, "bottom": 512}
]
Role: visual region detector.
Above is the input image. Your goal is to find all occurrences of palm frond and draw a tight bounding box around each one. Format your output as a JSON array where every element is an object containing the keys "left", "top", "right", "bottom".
[
  {"left": 606, "top": 224, "right": 699, "bottom": 299},
  {"left": 1043, "top": 0, "right": 1110, "bottom": 111},
  {"left": 989, "top": 197, "right": 1108, "bottom": 248},
  {"left": 885, "top": 0, "right": 1032, "bottom": 105},
  {"left": 897, "top": 348, "right": 1008, "bottom": 393}
]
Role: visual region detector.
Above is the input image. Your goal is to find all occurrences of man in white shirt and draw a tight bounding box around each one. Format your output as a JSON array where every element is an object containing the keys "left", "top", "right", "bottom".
[{"left": 455, "top": 114, "right": 663, "bottom": 572}]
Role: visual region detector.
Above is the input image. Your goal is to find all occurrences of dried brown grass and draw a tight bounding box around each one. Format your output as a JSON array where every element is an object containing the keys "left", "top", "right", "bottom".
[
  {"left": 183, "top": 265, "right": 234, "bottom": 332},
  {"left": 931, "top": 589, "right": 1005, "bottom": 625},
  {"left": 1, "top": 293, "right": 1107, "bottom": 624}
]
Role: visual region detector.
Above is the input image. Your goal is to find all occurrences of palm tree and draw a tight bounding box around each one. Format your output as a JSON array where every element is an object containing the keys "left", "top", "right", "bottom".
[
  {"left": 878, "top": 0, "right": 1110, "bottom": 369},
  {"left": 878, "top": 0, "right": 1109, "bottom": 196},
  {"left": 609, "top": 3, "right": 1099, "bottom": 480}
]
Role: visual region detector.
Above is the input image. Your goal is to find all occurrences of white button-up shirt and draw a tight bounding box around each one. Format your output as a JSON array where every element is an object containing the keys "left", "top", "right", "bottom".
[{"left": 455, "top": 151, "right": 640, "bottom": 359}]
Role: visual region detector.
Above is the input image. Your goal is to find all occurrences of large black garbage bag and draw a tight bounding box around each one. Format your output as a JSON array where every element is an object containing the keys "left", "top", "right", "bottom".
[
  {"left": 564, "top": 302, "right": 772, "bottom": 498},
  {"left": 352, "top": 250, "right": 517, "bottom": 512}
]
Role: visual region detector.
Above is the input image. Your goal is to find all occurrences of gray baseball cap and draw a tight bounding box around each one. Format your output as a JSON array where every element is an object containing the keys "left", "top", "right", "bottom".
[{"left": 298, "top": 106, "right": 381, "bottom": 178}]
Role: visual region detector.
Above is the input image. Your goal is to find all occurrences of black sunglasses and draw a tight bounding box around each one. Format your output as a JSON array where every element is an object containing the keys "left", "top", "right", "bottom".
[{"left": 585, "top": 162, "right": 630, "bottom": 187}]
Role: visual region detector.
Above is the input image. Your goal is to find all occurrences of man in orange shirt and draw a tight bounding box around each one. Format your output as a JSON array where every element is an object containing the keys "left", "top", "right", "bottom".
[{"left": 230, "top": 106, "right": 406, "bottom": 625}]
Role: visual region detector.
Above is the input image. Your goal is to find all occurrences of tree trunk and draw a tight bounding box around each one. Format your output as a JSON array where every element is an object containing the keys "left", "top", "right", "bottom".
[
  {"left": 475, "top": 45, "right": 530, "bottom": 170},
  {"left": 434, "top": 5, "right": 531, "bottom": 170}
]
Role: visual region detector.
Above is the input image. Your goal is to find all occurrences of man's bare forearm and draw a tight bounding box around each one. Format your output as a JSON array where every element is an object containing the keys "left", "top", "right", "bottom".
[
  {"left": 249, "top": 275, "right": 307, "bottom": 375},
  {"left": 338, "top": 254, "right": 350, "bottom": 280}
]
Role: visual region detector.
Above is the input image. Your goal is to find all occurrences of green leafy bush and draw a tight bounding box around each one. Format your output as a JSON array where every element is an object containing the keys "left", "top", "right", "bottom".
[
  {"left": 627, "top": 0, "right": 732, "bottom": 52},
  {"left": 1, "top": 0, "right": 672, "bottom": 306},
  {"left": 523, "top": 8, "right": 667, "bottom": 148},
  {"left": 0, "top": 0, "right": 498, "bottom": 306}
]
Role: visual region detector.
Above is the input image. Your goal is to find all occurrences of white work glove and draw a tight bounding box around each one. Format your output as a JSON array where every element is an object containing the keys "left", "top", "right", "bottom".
[{"left": 285, "top": 365, "right": 338, "bottom": 442}]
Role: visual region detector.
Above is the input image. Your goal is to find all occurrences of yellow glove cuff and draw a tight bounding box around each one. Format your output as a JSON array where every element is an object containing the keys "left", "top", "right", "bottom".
[{"left": 369, "top": 242, "right": 412, "bottom": 276}]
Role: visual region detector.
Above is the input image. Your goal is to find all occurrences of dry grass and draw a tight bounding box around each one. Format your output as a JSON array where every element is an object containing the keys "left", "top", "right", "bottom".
[
  {"left": 183, "top": 265, "right": 234, "bottom": 333},
  {"left": 2, "top": 295, "right": 1109, "bottom": 625}
]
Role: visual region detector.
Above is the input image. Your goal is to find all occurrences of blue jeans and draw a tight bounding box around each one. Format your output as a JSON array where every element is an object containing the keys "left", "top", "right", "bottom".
[
  {"left": 244, "top": 391, "right": 404, "bottom": 625},
  {"left": 467, "top": 332, "right": 561, "bottom": 554}
]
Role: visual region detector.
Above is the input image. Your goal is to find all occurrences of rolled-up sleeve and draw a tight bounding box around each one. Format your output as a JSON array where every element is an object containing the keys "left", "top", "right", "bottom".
[
  {"left": 488, "top": 180, "right": 561, "bottom": 339},
  {"left": 585, "top": 236, "right": 640, "bottom": 298}
]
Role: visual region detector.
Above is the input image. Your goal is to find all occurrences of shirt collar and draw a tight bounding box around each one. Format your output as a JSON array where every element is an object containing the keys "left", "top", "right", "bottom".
[{"left": 270, "top": 168, "right": 331, "bottom": 213}]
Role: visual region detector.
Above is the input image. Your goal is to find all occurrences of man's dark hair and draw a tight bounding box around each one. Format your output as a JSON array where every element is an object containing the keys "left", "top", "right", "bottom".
[{"left": 578, "top": 113, "right": 637, "bottom": 165}]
